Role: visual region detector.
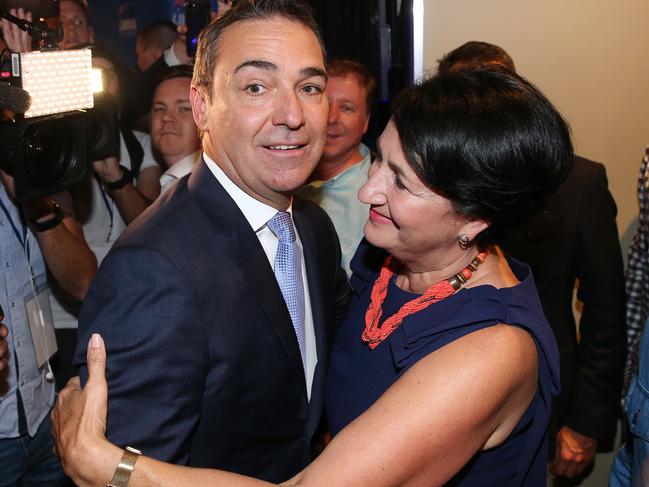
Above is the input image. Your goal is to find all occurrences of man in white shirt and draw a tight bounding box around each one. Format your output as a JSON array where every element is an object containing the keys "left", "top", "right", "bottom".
[
  {"left": 151, "top": 66, "right": 201, "bottom": 194},
  {"left": 73, "top": 1, "right": 350, "bottom": 482}
]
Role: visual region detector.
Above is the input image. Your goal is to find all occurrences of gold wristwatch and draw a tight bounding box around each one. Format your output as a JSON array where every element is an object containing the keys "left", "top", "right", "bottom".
[{"left": 107, "top": 446, "right": 142, "bottom": 487}]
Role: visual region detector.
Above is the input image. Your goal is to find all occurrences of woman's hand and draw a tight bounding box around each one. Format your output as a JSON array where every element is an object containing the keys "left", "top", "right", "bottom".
[{"left": 52, "top": 334, "right": 121, "bottom": 486}]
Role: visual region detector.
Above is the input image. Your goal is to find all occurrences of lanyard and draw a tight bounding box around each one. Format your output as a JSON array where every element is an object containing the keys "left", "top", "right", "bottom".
[
  {"left": 0, "top": 197, "right": 28, "bottom": 253},
  {"left": 95, "top": 176, "right": 115, "bottom": 243}
]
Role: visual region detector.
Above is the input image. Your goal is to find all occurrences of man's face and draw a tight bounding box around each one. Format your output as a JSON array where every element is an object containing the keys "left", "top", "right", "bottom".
[
  {"left": 190, "top": 17, "right": 328, "bottom": 209},
  {"left": 151, "top": 77, "right": 200, "bottom": 167},
  {"left": 322, "top": 74, "right": 369, "bottom": 165},
  {"left": 59, "top": 0, "right": 93, "bottom": 49}
]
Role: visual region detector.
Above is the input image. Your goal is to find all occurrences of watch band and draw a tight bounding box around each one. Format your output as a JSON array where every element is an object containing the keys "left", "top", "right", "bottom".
[
  {"left": 28, "top": 200, "right": 63, "bottom": 232},
  {"left": 103, "top": 165, "right": 133, "bottom": 191},
  {"left": 107, "top": 446, "right": 142, "bottom": 487}
]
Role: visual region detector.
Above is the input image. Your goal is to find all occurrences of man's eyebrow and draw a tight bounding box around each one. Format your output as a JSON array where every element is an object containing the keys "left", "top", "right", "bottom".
[
  {"left": 301, "top": 67, "right": 327, "bottom": 81},
  {"left": 234, "top": 60, "right": 278, "bottom": 74},
  {"left": 233, "top": 61, "right": 327, "bottom": 82}
]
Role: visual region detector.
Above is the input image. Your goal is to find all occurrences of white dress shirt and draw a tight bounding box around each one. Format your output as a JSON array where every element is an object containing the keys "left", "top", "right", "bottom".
[
  {"left": 159, "top": 151, "right": 201, "bottom": 194},
  {"left": 203, "top": 153, "right": 318, "bottom": 400}
]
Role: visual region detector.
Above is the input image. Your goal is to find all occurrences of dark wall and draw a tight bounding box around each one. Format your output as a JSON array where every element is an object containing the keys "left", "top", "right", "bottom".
[{"left": 89, "top": 1, "right": 169, "bottom": 68}]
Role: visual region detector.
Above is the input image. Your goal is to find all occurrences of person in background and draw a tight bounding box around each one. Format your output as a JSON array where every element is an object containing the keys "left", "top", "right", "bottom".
[
  {"left": 0, "top": 99, "right": 96, "bottom": 485},
  {"left": 150, "top": 65, "right": 201, "bottom": 194},
  {"left": 623, "top": 146, "right": 649, "bottom": 395},
  {"left": 122, "top": 0, "right": 233, "bottom": 130},
  {"left": 58, "top": 0, "right": 94, "bottom": 49},
  {"left": 610, "top": 316, "right": 649, "bottom": 486},
  {"left": 135, "top": 20, "right": 177, "bottom": 73},
  {"left": 1, "top": 0, "right": 92, "bottom": 51},
  {"left": 438, "top": 40, "right": 627, "bottom": 483},
  {"left": 296, "top": 59, "right": 374, "bottom": 276}
]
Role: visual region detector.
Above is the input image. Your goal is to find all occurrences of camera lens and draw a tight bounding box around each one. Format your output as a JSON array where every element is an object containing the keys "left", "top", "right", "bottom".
[{"left": 23, "top": 117, "right": 82, "bottom": 193}]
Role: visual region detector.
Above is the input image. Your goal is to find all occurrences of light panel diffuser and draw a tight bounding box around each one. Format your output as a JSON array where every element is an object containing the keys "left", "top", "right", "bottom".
[{"left": 13, "top": 48, "right": 94, "bottom": 118}]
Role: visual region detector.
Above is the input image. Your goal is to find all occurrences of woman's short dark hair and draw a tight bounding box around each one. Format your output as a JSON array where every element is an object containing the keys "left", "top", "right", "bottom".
[{"left": 392, "top": 67, "right": 573, "bottom": 246}]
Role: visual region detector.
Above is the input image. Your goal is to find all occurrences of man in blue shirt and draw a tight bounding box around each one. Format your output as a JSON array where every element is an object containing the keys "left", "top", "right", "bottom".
[
  {"left": 0, "top": 172, "right": 96, "bottom": 485},
  {"left": 297, "top": 59, "right": 375, "bottom": 276}
]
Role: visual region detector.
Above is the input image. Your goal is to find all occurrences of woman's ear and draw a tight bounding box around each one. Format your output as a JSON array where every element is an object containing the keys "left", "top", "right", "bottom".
[{"left": 461, "top": 218, "right": 491, "bottom": 244}]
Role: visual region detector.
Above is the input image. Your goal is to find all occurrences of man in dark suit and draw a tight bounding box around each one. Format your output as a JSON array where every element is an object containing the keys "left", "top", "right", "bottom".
[
  {"left": 438, "top": 42, "right": 626, "bottom": 482},
  {"left": 74, "top": 0, "right": 349, "bottom": 483}
]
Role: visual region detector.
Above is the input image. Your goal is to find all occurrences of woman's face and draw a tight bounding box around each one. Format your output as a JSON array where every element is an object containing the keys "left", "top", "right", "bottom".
[{"left": 359, "top": 122, "right": 485, "bottom": 265}]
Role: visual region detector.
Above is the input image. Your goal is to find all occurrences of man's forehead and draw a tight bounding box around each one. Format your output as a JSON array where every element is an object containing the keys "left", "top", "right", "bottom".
[
  {"left": 216, "top": 17, "right": 325, "bottom": 69},
  {"left": 60, "top": 0, "right": 86, "bottom": 16},
  {"left": 156, "top": 78, "right": 191, "bottom": 97}
]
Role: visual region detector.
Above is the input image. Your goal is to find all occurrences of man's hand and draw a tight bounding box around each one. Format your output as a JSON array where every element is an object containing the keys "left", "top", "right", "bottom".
[
  {"left": 1, "top": 8, "right": 33, "bottom": 53},
  {"left": 92, "top": 156, "right": 123, "bottom": 184},
  {"left": 549, "top": 426, "right": 597, "bottom": 478},
  {"left": 52, "top": 334, "right": 116, "bottom": 485}
]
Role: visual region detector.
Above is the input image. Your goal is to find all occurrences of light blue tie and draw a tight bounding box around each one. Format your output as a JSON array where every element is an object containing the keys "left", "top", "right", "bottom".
[{"left": 267, "top": 211, "right": 306, "bottom": 371}]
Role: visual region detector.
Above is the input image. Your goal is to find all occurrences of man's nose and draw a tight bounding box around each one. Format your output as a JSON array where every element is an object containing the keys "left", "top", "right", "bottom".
[{"left": 272, "top": 90, "right": 305, "bottom": 129}]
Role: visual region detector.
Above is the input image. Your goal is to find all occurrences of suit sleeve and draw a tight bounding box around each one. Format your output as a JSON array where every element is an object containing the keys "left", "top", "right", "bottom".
[
  {"left": 566, "top": 163, "right": 627, "bottom": 444},
  {"left": 74, "top": 245, "right": 207, "bottom": 464}
]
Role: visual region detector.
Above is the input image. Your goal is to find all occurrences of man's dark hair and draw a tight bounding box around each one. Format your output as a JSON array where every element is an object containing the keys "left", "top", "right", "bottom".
[
  {"left": 137, "top": 19, "right": 177, "bottom": 51},
  {"left": 326, "top": 59, "right": 376, "bottom": 113},
  {"left": 392, "top": 67, "right": 573, "bottom": 246},
  {"left": 437, "top": 41, "right": 515, "bottom": 74},
  {"left": 153, "top": 65, "right": 194, "bottom": 100},
  {"left": 192, "top": 0, "right": 324, "bottom": 102}
]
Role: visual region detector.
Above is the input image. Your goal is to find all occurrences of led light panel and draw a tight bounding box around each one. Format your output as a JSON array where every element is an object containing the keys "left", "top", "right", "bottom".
[{"left": 13, "top": 48, "right": 94, "bottom": 118}]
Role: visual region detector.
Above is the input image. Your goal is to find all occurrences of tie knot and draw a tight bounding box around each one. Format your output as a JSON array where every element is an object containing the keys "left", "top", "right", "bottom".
[{"left": 268, "top": 211, "right": 296, "bottom": 243}]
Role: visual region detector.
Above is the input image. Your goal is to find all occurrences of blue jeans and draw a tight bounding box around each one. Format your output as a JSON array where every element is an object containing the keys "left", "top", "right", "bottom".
[
  {"left": 0, "top": 415, "right": 69, "bottom": 487},
  {"left": 611, "top": 322, "right": 649, "bottom": 487}
]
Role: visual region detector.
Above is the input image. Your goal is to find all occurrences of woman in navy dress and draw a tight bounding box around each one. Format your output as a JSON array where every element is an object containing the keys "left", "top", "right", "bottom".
[{"left": 50, "top": 67, "right": 572, "bottom": 486}]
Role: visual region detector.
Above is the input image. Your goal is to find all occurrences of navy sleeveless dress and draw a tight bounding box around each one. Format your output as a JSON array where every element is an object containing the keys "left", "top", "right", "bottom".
[{"left": 325, "top": 242, "right": 560, "bottom": 486}]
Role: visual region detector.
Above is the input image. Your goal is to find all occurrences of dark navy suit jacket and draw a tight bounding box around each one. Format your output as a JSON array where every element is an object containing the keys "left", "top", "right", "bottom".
[{"left": 75, "top": 160, "right": 350, "bottom": 482}]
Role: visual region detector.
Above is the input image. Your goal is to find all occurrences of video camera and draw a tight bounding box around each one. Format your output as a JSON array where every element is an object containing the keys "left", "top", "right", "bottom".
[{"left": 0, "top": 4, "right": 120, "bottom": 201}]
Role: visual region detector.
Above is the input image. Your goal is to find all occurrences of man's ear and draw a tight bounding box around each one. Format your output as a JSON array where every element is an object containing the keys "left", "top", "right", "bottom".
[{"left": 190, "top": 86, "right": 209, "bottom": 130}]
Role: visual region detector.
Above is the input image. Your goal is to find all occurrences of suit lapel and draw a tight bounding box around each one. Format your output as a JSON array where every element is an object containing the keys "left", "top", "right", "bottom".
[
  {"left": 188, "top": 160, "right": 307, "bottom": 392},
  {"left": 293, "top": 202, "right": 328, "bottom": 434}
]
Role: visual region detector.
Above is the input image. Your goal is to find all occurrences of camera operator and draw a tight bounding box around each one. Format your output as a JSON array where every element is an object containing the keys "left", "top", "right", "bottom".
[
  {"left": 0, "top": 117, "right": 96, "bottom": 485},
  {"left": 1, "top": 9, "right": 162, "bottom": 386}
]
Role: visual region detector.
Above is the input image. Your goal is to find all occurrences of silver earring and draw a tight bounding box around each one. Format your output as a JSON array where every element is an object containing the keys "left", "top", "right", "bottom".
[{"left": 458, "top": 234, "right": 470, "bottom": 249}]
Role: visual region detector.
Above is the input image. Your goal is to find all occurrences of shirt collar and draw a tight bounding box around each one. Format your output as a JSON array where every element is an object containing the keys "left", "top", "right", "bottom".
[
  {"left": 161, "top": 151, "right": 201, "bottom": 181},
  {"left": 202, "top": 152, "right": 293, "bottom": 232}
]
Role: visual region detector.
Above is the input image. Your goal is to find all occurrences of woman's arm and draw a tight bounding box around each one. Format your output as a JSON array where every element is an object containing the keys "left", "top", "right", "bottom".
[{"left": 54, "top": 324, "right": 538, "bottom": 487}]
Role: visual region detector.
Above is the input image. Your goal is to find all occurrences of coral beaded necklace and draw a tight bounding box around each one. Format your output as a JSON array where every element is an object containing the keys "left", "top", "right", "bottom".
[{"left": 362, "top": 252, "right": 488, "bottom": 349}]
